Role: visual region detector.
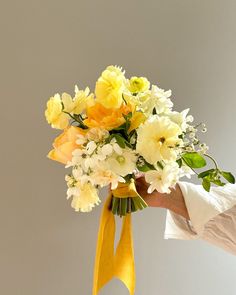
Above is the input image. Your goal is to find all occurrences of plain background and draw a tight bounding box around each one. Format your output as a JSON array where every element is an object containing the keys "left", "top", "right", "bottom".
[{"left": 1, "top": 0, "right": 236, "bottom": 294}]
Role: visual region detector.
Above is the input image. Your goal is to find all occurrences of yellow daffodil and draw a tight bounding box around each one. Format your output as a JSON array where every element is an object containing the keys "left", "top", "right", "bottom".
[
  {"left": 66, "top": 181, "right": 100, "bottom": 212},
  {"left": 128, "top": 76, "right": 150, "bottom": 93},
  {"left": 61, "top": 93, "right": 74, "bottom": 113},
  {"left": 73, "top": 86, "right": 94, "bottom": 114},
  {"left": 128, "top": 111, "right": 146, "bottom": 133},
  {"left": 95, "top": 65, "right": 125, "bottom": 108},
  {"left": 45, "top": 94, "right": 69, "bottom": 129}
]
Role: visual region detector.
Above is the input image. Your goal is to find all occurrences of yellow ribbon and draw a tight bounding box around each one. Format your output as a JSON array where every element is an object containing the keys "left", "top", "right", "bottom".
[{"left": 93, "top": 180, "right": 138, "bottom": 295}]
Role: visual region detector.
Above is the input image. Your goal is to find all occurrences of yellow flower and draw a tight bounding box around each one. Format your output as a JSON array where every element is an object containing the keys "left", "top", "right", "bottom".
[
  {"left": 47, "top": 126, "right": 87, "bottom": 164},
  {"left": 136, "top": 116, "right": 182, "bottom": 164},
  {"left": 67, "top": 181, "right": 100, "bottom": 212},
  {"left": 84, "top": 102, "right": 132, "bottom": 130},
  {"left": 128, "top": 112, "right": 146, "bottom": 133},
  {"left": 73, "top": 86, "right": 94, "bottom": 114},
  {"left": 128, "top": 76, "right": 150, "bottom": 93},
  {"left": 61, "top": 93, "right": 74, "bottom": 113},
  {"left": 95, "top": 65, "right": 125, "bottom": 108},
  {"left": 45, "top": 94, "right": 69, "bottom": 129}
]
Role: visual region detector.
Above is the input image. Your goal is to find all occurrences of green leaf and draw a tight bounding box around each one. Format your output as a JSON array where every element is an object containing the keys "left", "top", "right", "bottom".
[
  {"left": 123, "top": 112, "right": 132, "bottom": 121},
  {"left": 137, "top": 157, "right": 155, "bottom": 172},
  {"left": 211, "top": 179, "right": 226, "bottom": 186},
  {"left": 202, "top": 177, "right": 211, "bottom": 192},
  {"left": 220, "top": 171, "right": 235, "bottom": 184},
  {"left": 198, "top": 169, "right": 215, "bottom": 179},
  {"left": 113, "top": 123, "right": 126, "bottom": 131},
  {"left": 182, "top": 152, "right": 207, "bottom": 168},
  {"left": 176, "top": 158, "right": 183, "bottom": 168},
  {"left": 113, "top": 134, "right": 126, "bottom": 148}
]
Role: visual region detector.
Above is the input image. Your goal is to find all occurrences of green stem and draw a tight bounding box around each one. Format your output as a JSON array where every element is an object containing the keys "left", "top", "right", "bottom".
[
  {"left": 63, "top": 111, "right": 87, "bottom": 128},
  {"left": 204, "top": 154, "right": 219, "bottom": 170},
  {"left": 182, "top": 158, "right": 199, "bottom": 176}
]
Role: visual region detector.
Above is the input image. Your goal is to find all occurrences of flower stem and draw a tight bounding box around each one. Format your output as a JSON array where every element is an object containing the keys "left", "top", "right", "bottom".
[{"left": 204, "top": 154, "right": 219, "bottom": 170}]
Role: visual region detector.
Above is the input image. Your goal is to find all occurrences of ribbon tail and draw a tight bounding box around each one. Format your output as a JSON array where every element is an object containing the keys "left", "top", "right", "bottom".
[
  {"left": 114, "top": 214, "right": 136, "bottom": 295},
  {"left": 92, "top": 193, "right": 115, "bottom": 295}
]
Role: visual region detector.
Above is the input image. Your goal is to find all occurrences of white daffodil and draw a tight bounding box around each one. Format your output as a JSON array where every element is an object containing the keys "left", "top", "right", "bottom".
[
  {"left": 106, "top": 148, "right": 137, "bottom": 177},
  {"left": 151, "top": 85, "right": 173, "bottom": 114},
  {"left": 90, "top": 163, "right": 125, "bottom": 189},
  {"left": 145, "top": 162, "right": 180, "bottom": 194},
  {"left": 167, "top": 109, "right": 191, "bottom": 132},
  {"left": 136, "top": 115, "right": 182, "bottom": 165},
  {"left": 66, "top": 182, "right": 100, "bottom": 212}
]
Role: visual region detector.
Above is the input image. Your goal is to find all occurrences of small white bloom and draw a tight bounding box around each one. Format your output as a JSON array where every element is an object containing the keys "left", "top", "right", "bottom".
[
  {"left": 76, "top": 133, "right": 87, "bottom": 145},
  {"left": 100, "top": 144, "right": 113, "bottom": 157},
  {"left": 72, "top": 167, "right": 83, "bottom": 180},
  {"left": 179, "top": 165, "right": 194, "bottom": 179},
  {"left": 145, "top": 162, "right": 180, "bottom": 194},
  {"left": 86, "top": 141, "right": 97, "bottom": 155},
  {"left": 186, "top": 115, "right": 194, "bottom": 123},
  {"left": 198, "top": 143, "right": 209, "bottom": 154}
]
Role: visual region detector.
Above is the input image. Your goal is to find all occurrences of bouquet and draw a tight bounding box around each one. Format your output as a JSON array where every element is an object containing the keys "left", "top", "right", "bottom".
[{"left": 45, "top": 65, "right": 235, "bottom": 294}]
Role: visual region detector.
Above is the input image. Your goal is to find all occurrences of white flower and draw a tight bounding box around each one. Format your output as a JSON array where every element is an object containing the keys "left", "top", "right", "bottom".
[
  {"left": 86, "top": 127, "right": 109, "bottom": 142},
  {"left": 179, "top": 165, "right": 194, "bottom": 179},
  {"left": 90, "top": 163, "right": 125, "bottom": 189},
  {"left": 67, "top": 182, "right": 100, "bottom": 212},
  {"left": 99, "top": 144, "right": 113, "bottom": 157},
  {"left": 67, "top": 148, "right": 90, "bottom": 171},
  {"left": 85, "top": 141, "right": 97, "bottom": 155},
  {"left": 151, "top": 86, "right": 173, "bottom": 114},
  {"left": 72, "top": 167, "right": 90, "bottom": 184},
  {"left": 106, "top": 148, "right": 137, "bottom": 177},
  {"left": 145, "top": 162, "right": 180, "bottom": 194},
  {"left": 76, "top": 133, "right": 87, "bottom": 145},
  {"left": 136, "top": 115, "right": 182, "bottom": 164},
  {"left": 167, "top": 109, "right": 190, "bottom": 132}
]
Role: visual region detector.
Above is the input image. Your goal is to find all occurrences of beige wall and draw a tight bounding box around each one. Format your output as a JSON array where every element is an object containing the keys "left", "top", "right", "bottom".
[{"left": 1, "top": 0, "right": 236, "bottom": 294}]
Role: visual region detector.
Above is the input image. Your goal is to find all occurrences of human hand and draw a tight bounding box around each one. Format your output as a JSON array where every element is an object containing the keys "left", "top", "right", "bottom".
[{"left": 135, "top": 176, "right": 190, "bottom": 220}]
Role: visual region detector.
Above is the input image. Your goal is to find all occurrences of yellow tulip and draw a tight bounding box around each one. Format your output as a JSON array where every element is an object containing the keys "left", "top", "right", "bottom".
[{"left": 47, "top": 126, "right": 86, "bottom": 164}]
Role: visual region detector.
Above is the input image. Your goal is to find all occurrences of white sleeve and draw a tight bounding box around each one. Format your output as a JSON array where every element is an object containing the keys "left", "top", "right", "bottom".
[{"left": 164, "top": 182, "right": 236, "bottom": 255}]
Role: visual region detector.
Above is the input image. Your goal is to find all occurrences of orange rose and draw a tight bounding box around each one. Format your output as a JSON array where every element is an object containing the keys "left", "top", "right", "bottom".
[
  {"left": 48, "top": 126, "right": 86, "bottom": 164},
  {"left": 83, "top": 102, "right": 132, "bottom": 130}
]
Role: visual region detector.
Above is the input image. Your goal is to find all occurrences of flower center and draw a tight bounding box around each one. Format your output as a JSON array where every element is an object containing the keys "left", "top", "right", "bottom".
[
  {"left": 116, "top": 155, "right": 125, "bottom": 164},
  {"left": 159, "top": 137, "right": 166, "bottom": 144}
]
